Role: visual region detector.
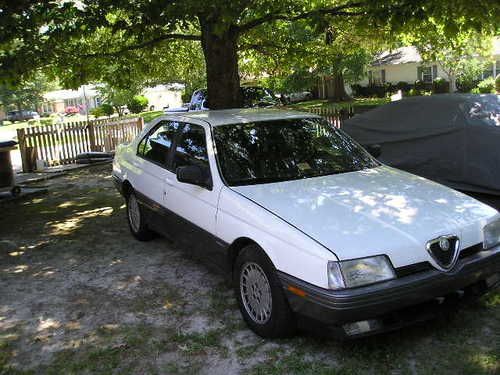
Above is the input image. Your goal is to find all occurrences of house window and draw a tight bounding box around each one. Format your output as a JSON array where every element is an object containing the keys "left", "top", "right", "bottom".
[
  {"left": 370, "top": 69, "right": 385, "bottom": 85},
  {"left": 419, "top": 67, "right": 433, "bottom": 83}
]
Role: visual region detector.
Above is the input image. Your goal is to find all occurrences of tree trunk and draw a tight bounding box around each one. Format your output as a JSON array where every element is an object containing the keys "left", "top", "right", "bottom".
[
  {"left": 200, "top": 20, "right": 242, "bottom": 109},
  {"left": 449, "top": 75, "right": 457, "bottom": 93},
  {"left": 328, "top": 72, "right": 350, "bottom": 102}
]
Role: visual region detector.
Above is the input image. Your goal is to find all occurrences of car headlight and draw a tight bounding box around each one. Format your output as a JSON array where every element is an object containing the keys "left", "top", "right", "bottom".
[
  {"left": 328, "top": 255, "right": 396, "bottom": 290},
  {"left": 483, "top": 218, "right": 500, "bottom": 249}
]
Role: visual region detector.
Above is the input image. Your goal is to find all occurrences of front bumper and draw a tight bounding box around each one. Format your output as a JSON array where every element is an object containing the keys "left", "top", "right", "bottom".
[{"left": 280, "top": 245, "right": 500, "bottom": 338}]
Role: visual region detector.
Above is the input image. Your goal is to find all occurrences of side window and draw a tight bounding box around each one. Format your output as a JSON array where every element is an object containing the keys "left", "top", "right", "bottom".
[
  {"left": 172, "top": 123, "right": 209, "bottom": 171},
  {"left": 137, "top": 121, "right": 181, "bottom": 169}
]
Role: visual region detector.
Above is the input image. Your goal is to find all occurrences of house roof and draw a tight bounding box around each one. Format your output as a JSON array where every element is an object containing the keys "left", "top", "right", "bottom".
[
  {"left": 371, "top": 46, "right": 422, "bottom": 66},
  {"left": 43, "top": 85, "right": 100, "bottom": 101},
  {"left": 372, "top": 37, "right": 500, "bottom": 67}
]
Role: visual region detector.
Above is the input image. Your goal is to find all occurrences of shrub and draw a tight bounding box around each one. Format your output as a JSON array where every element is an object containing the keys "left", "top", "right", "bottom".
[
  {"left": 395, "top": 81, "right": 411, "bottom": 92},
  {"left": 40, "top": 118, "right": 55, "bottom": 126},
  {"left": 90, "top": 106, "right": 106, "bottom": 117},
  {"left": 27, "top": 119, "right": 39, "bottom": 125},
  {"left": 432, "top": 77, "right": 449, "bottom": 94},
  {"left": 181, "top": 91, "right": 192, "bottom": 103},
  {"left": 456, "top": 58, "right": 485, "bottom": 93},
  {"left": 127, "top": 95, "right": 149, "bottom": 114},
  {"left": 496, "top": 74, "right": 500, "bottom": 94},
  {"left": 100, "top": 103, "right": 114, "bottom": 116},
  {"left": 414, "top": 80, "right": 426, "bottom": 91},
  {"left": 475, "top": 77, "right": 496, "bottom": 94},
  {"left": 408, "top": 88, "right": 420, "bottom": 96}
]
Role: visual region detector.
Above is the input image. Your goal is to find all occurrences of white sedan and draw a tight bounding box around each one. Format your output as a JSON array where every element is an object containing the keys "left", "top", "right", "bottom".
[{"left": 112, "top": 108, "right": 500, "bottom": 338}]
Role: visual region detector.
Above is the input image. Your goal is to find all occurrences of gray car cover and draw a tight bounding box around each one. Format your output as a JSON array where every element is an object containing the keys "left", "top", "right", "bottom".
[{"left": 342, "top": 94, "right": 500, "bottom": 195}]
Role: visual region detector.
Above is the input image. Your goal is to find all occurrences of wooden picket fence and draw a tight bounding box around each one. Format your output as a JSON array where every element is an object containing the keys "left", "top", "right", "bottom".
[
  {"left": 17, "top": 117, "right": 144, "bottom": 172},
  {"left": 304, "top": 106, "right": 354, "bottom": 127}
]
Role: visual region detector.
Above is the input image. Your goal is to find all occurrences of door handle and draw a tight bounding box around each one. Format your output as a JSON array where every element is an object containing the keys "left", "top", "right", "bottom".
[{"left": 165, "top": 177, "right": 173, "bottom": 186}]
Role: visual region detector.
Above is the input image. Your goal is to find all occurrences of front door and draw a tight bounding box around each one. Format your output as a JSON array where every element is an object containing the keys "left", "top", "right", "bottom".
[
  {"left": 163, "top": 122, "right": 224, "bottom": 267},
  {"left": 130, "top": 120, "right": 180, "bottom": 232}
]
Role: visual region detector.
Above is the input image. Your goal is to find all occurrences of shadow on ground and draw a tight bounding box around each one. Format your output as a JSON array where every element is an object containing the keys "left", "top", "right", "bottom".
[{"left": 0, "top": 165, "right": 498, "bottom": 374}]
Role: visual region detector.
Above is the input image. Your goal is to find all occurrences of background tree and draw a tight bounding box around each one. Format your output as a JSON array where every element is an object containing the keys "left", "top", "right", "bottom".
[
  {"left": 240, "top": 19, "right": 375, "bottom": 101},
  {"left": 127, "top": 95, "right": 149, "bottom": 114},
  {"left": 97, "top": 84, "right": 143, "bottom": 116},
  {"left": 0, "top": 71, "right": 59, "bottom": 111},
  {"left": 405, "top": 28, "right": 494, "bottom": 92},
  {"left": 1, "top": 1, "right": 498, "bottom": 108}
]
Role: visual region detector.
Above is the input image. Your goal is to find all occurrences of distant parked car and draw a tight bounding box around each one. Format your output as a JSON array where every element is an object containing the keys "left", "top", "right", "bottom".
[
  {"left": 120, "top": 106, "right": 130, "bottom": 115},
  {"left": 343, "top": 94, "right": 500, "bottom": 195},
  {"left": 284, "top": 91, "right": 313, "bottom": 104},
  {"left": 165, "top": 86, "right": 279, "bottom": 113},
  {"left": 6, "top": 110, "right": 39, "bottom": 122}
]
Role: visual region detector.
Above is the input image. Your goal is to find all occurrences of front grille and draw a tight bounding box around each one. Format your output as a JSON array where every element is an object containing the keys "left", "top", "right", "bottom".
[
  {"left": 459, "top": 243, "right": 483, "bottom": 259},
  {"left": 395, "top": 262, "right": 432, "bottom": 277},
  {"left": 395, "top": 242, "right": 484, "bottom": 278},
  {"left": 426, "top": 235, "right": 459, "bottom": 269}
]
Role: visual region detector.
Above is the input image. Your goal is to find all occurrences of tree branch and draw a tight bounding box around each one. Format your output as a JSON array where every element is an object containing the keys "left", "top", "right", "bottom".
[
  {"left": 237, "top": 2, "right": 365, "bottom": 34},
  {"left": 81, "top": 33, "right": 201, "bottom": 58}
]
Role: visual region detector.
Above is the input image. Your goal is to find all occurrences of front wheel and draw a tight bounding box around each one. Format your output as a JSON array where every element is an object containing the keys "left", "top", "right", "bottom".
[
  {"left": 234, "top": 245, "right": 296, "bottom": 338},
  {"left": 11, "top": 186, "right": 21, "bottom": 197},
  {"left": 126, "top": 192, "right": 153, "bottom": 241}
]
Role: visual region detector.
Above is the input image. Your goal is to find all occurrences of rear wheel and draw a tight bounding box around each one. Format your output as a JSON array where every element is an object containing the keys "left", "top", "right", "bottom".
[
  {"left": 234, "top": 244, "right": 296, "bottom": 338},
  {"left": 126, "top": 191, "right": 153, "bottom": 241}
]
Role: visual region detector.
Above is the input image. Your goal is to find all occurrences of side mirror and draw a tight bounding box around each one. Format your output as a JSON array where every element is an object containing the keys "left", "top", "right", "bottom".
[
  {"left": 365, "top": 144, "right": 381, "bottom": 158},
  {"left": 176, "top": 165, "right": 212, "bottom": 190}
]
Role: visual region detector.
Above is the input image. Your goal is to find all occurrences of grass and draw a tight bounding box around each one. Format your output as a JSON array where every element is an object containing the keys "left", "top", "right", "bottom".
[{"left": 288, "top": 97, "right": 389, "bottom": 111}]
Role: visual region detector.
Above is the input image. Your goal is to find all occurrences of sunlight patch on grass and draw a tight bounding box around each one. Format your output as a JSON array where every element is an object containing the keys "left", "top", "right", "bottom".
[
  {"left": 37, "top": 318, "right": 61, "bottom": 332},
  {"left": 8, "top": 251, "right": 24, "bottom": 257},
  {"left": 468, "top": 352, "right": 499, "bottom": 373},
  {"left": 48, "top": 206, "right": 114, "bottom": 236}
]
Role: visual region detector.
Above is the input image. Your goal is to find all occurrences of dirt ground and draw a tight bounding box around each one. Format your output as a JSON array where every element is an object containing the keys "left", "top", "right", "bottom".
[{"left": 0, "top": 164, "right": 499, "bottom": 374}]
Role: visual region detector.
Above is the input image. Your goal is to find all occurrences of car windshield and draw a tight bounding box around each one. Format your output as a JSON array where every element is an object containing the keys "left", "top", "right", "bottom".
[{"left": 214, "top": 117, "right": 379, "bottom": 186}]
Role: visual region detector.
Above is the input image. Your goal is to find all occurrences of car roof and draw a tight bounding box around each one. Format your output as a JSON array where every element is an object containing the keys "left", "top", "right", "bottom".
[{"left": 164, "top": 108, "right": 320, "bottom": 127}]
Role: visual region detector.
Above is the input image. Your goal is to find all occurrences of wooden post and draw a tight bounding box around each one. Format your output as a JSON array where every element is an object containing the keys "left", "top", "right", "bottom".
[
  {"left": 137, "top": 117, "right": 144, "bottom": 132},
  {"left": 88, "top": 121, "right": 97, "bottom": 151},
  {"left": 26, "top": 146, "right": 37, "bottom": 171},
  {"left": 16, "top": 128, "right": 31, "bottom": 173}
]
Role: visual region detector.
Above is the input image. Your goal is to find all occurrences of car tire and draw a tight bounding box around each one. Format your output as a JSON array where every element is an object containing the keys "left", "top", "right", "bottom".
[
  {"left": 234, "top": 244, "right": 296, "bottom": 338},
  {"left": 126, "top": 191, "right": 153, "bottom": 241}
]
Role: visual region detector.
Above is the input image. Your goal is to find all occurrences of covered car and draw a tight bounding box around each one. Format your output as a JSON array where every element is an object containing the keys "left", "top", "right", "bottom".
[{"left": 343, "top": 94, "right": 500, "bottom": 195}]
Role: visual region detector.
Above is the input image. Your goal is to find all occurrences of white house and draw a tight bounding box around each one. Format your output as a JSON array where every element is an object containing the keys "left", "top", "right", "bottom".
[
  {"left": 142, "top": 84, "right": 183, "bottom": 111},
  {"left": 41, "top": 85, "right": 101, "bottom": 114},
  {"left": 358, "top": 40, "right": 500, "bottom": 87},
  {"left": 41, "top": 84, "right": 183, "bottom": 114}
]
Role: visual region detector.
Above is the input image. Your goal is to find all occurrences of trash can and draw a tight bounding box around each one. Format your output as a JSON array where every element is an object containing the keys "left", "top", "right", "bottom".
[{"left": 0, "top": 140, "right": 21, "bottom": 196}]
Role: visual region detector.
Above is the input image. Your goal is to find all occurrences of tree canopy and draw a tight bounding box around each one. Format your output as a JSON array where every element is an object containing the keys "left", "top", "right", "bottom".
[
  {"left": 1, "top": 1, "right": 499, "bottom": 108},
  {"left": 0, "top": 71, "right": 59, "bottom": 111}
]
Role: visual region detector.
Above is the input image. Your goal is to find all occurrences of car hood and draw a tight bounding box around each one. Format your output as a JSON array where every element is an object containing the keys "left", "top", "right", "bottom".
[{"left": 232, "top": 166, "right": 498, "bottom": 267}]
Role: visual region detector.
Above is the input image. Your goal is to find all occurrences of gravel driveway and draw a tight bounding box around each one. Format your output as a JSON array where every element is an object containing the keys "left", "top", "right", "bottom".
[{"left": 0, "top": 164, "right": 498, "bottom": 374}]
